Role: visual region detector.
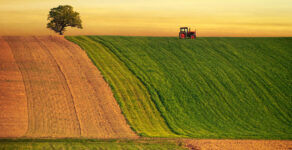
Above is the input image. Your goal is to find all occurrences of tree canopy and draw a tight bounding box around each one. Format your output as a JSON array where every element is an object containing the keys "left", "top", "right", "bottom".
[{"left": 47, "top": 5, "right": 82, "bottom": 35}]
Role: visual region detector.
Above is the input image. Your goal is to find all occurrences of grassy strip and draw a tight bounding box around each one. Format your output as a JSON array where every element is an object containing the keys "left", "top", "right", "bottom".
[
  {"left": 67, "top": 36, "right": 292, "bottom": 139},
  {"left": 0, "top": 139, "right": 186, "bottom": 150}
]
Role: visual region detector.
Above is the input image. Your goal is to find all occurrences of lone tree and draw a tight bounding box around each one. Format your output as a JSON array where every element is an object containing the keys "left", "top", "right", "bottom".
[{"left": 47, "top": 5, "right": 82, "bottom": 35}]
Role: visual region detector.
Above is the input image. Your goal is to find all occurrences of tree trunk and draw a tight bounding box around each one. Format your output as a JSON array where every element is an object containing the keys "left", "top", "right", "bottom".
[{"left": 59, "top": 26, "right": 65, "bottom": 35}]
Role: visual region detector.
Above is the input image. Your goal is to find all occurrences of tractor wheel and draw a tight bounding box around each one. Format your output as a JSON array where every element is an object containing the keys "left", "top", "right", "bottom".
[{"left": 180, "top": 33, "right": 185, "bottom": 39}]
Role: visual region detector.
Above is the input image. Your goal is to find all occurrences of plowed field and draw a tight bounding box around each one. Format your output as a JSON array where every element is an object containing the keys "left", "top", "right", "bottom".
[
  {"left": 0, "top": 37, "right": 28, "bottom": 137},
  {"left": 0, "top": 36, "right": 136, "bottom": 138}
]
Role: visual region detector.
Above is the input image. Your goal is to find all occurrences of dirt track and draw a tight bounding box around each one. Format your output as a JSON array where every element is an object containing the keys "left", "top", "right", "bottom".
[
  {"left": 0, "top": 36, "right": 137, "bottom": 138},
  {"left": 183, "top": 139, "right": 292, "bottom": 150}
]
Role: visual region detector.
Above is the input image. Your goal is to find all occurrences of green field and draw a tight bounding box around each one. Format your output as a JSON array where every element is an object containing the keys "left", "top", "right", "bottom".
[
  {"left": 0, "top": 139, "right": 185, "bottom": 150},
  {"left": 66, "top": 36, "right": 292, "bottom": 139}
]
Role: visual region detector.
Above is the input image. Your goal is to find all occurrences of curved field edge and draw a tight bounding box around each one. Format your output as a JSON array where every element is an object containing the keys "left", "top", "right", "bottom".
[
  {"left": 1, "top": 36, "right": 136, "bottom": 138},
  {"left": 67, "top": 36, "right": 292, "bottom": 139},
  {"left": 65, "top": 36, "right": 177, "bottom": 137}
]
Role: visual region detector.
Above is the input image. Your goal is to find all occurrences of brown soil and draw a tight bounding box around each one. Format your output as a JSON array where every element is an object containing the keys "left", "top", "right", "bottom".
[
  {"left": 0, "top": 37, "right": 28, "bottom": 137},
  {"left": 1, "top": 36, "right": 137, "bottom": 138},
  {"left": 37, "top": 36, "right": 137, "bottom": 138},
  {"left": 4, "top": 36, "right": 81, "bottom": 137},
  {"left": 183, "top": 139, "right": 292, "bottom": 150}
]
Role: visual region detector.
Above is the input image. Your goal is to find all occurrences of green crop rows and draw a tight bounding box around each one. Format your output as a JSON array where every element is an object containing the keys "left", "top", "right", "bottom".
[{"left": 66, "top": 36, "right": 292, "bottom": 139}]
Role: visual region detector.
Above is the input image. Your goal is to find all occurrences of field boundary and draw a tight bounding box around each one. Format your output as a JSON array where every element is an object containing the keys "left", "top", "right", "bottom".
[{"left": 94, "top": 37, "right": 182, "bottom": 136}]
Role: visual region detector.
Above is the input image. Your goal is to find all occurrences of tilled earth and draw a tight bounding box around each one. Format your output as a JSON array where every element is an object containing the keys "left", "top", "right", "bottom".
[{"left": 0, "top": 36, "right": 137, "bottom": 138}]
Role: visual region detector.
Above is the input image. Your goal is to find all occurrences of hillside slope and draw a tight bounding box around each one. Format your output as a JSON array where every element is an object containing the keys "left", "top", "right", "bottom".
[
  {"left": 0, "top": 36, "right": 136, "bottom": 138},
  {"left": 65, "top": 36, "right": 176, "bottom": 137},
  {"left": 67, "top": 36, "right": 292, "bottom": 139}
]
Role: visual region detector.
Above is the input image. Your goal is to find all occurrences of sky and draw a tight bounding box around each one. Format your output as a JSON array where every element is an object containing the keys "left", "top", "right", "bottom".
[{"left": 0, "top": 0, "right": 292, "bottom": 37}]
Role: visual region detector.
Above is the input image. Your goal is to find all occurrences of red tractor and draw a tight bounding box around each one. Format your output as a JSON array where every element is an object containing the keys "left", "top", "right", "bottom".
[{"left": 179, "top": 27, "right": 196, "bottom": 39}]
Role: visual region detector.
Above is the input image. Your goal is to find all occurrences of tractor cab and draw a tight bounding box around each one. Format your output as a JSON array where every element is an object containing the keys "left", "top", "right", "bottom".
[
  {"left": 180, "top": 27, "right": 188, "bottom": 33},
  {"left": 179, "top": 27, "right": 196, "bottom": 39}
]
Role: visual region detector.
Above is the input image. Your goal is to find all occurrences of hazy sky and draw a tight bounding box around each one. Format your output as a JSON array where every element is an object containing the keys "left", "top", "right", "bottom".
[{"left": 0, "top": 0, "right": 292, "bottom": 36}]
